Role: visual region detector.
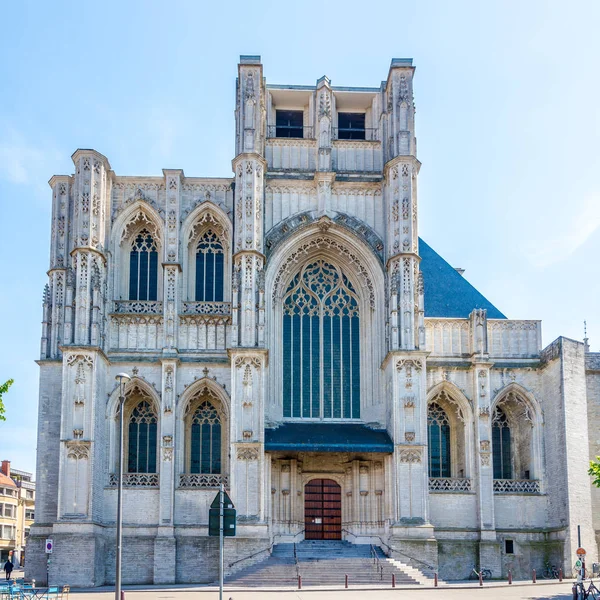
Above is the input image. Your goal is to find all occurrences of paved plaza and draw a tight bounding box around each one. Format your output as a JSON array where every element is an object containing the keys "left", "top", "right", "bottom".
[{"left": 59, "top": 582, "right": 577, "bottom": 599}]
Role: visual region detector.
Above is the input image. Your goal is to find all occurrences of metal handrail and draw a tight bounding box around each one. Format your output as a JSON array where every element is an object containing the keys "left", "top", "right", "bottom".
[
  {"left": 228, "top": 542, "right": 273, "bottom": 568},
  {"left": 333, "top": 127, "right": 378, "bottom": 141},
  {"left": 370, "top": 544, "right": 384, "bottom": 580},
  {"left": 342, "top": 529, "right": 435, "bottom": 572},
  {"left": 227, "top": 529, "right": 305, "bottom": 569},
  {"left": 267, "top": 125, "right": 314, "bottom": 139}
]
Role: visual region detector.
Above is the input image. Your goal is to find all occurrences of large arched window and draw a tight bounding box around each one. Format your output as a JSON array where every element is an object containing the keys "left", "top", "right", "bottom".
[
  {"left": 129, "top": 229, "right": 158, "bottom": 301},
  {"left": 195, "top": 230, "right": 224, "bottom": 301},
  {"left": 190, "top": 400, "right": 221, "bottom": 474},
  {"left": 282, "top": 260, "right": 360, "bottom": 419},
  {"left": 428, "top": 402, "right": 451, "bottom": 478},
  {"left": 492, "top": 407, "right": 512, "bottom": 479},
  {"left": 127, "top": 400, "right": 158, "bottom": 474}
]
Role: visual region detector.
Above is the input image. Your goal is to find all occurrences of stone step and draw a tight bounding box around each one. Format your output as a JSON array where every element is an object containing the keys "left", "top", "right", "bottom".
[{"left": 225, "top": 542, "right": 422, "bottom": 587}]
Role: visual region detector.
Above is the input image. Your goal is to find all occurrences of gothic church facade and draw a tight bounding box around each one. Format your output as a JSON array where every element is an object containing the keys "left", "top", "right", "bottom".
[{"left": 28, "top": 56, "right": 600, "bottom": 586}]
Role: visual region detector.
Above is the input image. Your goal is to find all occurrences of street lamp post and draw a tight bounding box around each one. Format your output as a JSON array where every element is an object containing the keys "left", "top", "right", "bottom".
[{"left": 115, "top": 372, "right": 130, "bottom": 600}]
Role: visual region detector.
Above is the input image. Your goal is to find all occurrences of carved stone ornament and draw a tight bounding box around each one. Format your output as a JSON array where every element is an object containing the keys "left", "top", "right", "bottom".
[
  {"left": 234, "top": 355, "right": 262, "bottom": 370},
  {"left": 479, "top": 406, "right": 491, "bottom": 418},
  {"left": 242, "top": 430, "right": 253, "bottom": 439},
  {"left": 73, "top": 429, "right": 84, "bottom": 439},
  {"left": 399, "top": 449, "right": 422, "bottom": 463},
  {"left": 396, "top": 358, "right": 423, "bottom": 372},
  {"left": 359, "top": 465, "right": 369, "bottom": 474},
  {"left": 162, "top": 447, "right": 173, "bottom": 462},
  {"left": 66, "top": 442, "right": 90, "bottom": 460},
  {"left": 405, "top": 432, "right": 415, "bottom": 442},
  {"left": 281, "top": 464, "right": 291, "bottom": 473},
  {"left": 480, "top": 440, "right": 490, "bottom": 452},
  {"left": 237, "top": 446, "right": 259, "bottom": 461},
  {"left": 163, "top": 435, "right": 173, "bottom": 446},
  {"left": 480, "top": 453, "right": 491, "bottom": 467}
]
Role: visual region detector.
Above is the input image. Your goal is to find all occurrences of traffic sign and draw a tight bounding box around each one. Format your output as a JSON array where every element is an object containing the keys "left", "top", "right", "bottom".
[
  {"left": 577, "top": 547, "right": 587, "bottom": 557},
  {"left": 45, "top": 539, "right": 53, "bottom": 554},
  {"left": 209, "top": 489, "right": 236, "bottom": 537},
  {"left": 211, "top": 490, "right": 235, "bottom": 510},
  {"left": 209, "top": 508, "right": 236, "bottom": 537}
]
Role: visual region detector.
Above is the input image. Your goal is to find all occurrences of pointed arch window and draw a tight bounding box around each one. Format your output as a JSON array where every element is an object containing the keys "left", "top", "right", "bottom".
[
  {"left": 492, "top": 407, "right": 512, "bottom": 479},
  {"left": 282, "top": 260, "right": 360, "bottom": 420},
  {"left": 129, "top": 229, "right": 158, "bottom": 301},
  {"left": 190, "top": 400, "right": 222, "bottom": 474},
  {"left": 428, "top": 402, "right": 451, "bottom": 477},
  {"left": 127, "top": 400, "right": 158, "bottom": 474},
  {"left": 195, "top": 230, "right": 224, "bottom": 301}
]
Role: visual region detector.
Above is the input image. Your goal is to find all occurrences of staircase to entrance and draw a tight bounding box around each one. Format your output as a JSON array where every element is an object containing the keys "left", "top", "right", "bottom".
[{"left": 225, "top": 540, "right": 425, "bottom": 587}]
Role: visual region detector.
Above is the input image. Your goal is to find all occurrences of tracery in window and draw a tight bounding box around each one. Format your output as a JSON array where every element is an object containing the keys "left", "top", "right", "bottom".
[
  {"left": 492, "top": 406, "right": 512, "bottom": 479},
  {"left": 127, "top": 400, "right": 158, "bottom": 474},
  {"left": 129, "top": 229, "right": 158, "bottom": 301},
  {"left": 190, "top": 400, "right": 222, "bottom": 474},
  {"left": 195, "top": 230, "right": 224, "bottom": 301},
  {"left": 282, "top": 259, "right": 360, "bottom": 419},
  {"left": 428, "top": 402, "right": 451, "bottom": 478}
]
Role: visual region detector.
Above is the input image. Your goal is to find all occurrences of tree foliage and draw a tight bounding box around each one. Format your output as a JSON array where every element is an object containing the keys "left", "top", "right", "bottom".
[
  {"left": 0, "top": 379, "right": 14, "bottom": 422},
  {"left": 589, "top": 457, "right": 600, "bottom": 488}
]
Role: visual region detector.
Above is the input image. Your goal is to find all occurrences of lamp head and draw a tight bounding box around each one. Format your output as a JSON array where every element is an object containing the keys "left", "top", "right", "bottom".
[{"left": 115, "top": 373, "right": 131, "bottom": 383}]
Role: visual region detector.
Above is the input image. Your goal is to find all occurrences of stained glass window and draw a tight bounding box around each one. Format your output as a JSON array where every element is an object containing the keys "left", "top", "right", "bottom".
[
  {"left": 129, "top": 229, "right": 158, "bottom": 301},
  {"left": 190, "top": 401, "right": 221, "bottom": 474},
  {"left": 282, "top": 260, "right": 360, "bottom": 419},
  {"left": 127, "top": 400, "right": 158, "bottom": 473},
  {"left": 492, "top": 407, "right": 512, "bottom": 479},
  {"left": 428, "top": 403, "right": 451, "bottom": 477},
  {"left": 195, "top": 230, "right": 224, "bottom": 302}
]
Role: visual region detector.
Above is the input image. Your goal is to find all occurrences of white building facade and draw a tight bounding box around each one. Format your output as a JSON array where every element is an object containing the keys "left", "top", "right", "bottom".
[{"left": 28, "top": 56, "right": 600, "bottom": 586}]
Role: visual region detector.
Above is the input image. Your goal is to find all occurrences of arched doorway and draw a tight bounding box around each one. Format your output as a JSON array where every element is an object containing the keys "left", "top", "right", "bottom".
[{"left": 304, "top": 479, "right": 341, "bottom": 540}]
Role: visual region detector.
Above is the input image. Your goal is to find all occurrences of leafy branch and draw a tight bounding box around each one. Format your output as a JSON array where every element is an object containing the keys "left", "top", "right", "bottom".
[
  {"left": 589, "top": 457, "right": 600, "bottom": 488},
  {"left": 0, "top": 379, "right": 14, "bottom": 422}
]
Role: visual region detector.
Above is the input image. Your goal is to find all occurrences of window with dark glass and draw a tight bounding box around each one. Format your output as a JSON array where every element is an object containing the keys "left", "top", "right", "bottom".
[
  {"left": 195, "top": 230, "right": 224, "bottom": 301},
  {"left": 337, "top": 113, "right": 366, "bottom": 140},
  {"left": 428, "top": 403, "right": 451, "bottom": 477},
  {"left": 127, "top": 400, "right": 158, "bottom": 474},
  {"left": 282, "top": 260, "right": 360, "bottom": 420},
  {"left": 129, "top": 229, "right": 158, "bottom": 301},
  {"left": 190, "top": 401, "right": 221, "bottom": 474},
  {"left": 275, "top": 110, "right": 304, "bottom": 138},
  {"left": 492, "top": 407, "right": 512, "bottom": 479}
]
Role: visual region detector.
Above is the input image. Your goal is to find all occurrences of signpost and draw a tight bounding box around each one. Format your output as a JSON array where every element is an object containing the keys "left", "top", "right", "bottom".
[
  {"left": 45, "top": 539, "right": 53, "bottom": 587},
  {"left": 577, "top": 547, "right": 586, "bottom": 581},
  {"left": 209, "top": 485, "right": 236, "bottom": 600}
]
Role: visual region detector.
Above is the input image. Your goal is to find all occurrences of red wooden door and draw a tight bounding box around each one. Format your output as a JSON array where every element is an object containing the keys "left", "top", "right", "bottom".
[{"left": 304, "top": 479, "right": 341, "bottom": 540}]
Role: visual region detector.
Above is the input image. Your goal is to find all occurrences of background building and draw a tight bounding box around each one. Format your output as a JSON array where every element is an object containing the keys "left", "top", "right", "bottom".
[
  {"left": 27, "top": 56, "right": 599, "bottom": 587},
  {"left": 0, "top": 461, "right": 35, "bottom": 567}
]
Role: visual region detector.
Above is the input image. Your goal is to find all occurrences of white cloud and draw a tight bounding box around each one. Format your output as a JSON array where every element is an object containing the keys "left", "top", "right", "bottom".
[
  {"left": 0, "top": 125, "right": 60, "bottom": 186},
  {"left": 526, "top": 194, "right": 600, "bottom": 268}
]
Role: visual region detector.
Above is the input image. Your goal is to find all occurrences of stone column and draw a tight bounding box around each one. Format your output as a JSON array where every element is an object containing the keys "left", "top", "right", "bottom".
[{"left": 229, "top": 350, "right": 268, "bottom": 522}]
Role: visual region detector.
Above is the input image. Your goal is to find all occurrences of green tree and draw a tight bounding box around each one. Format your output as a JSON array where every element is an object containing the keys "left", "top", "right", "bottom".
[
  {"left": 589, "top": 457, "right": 600, "bottom": 488},
  {"left": 0, "top": 379, "right": 14, "bottom": 421}
]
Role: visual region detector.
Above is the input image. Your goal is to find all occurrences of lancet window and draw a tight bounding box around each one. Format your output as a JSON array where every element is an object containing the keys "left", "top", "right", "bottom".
[
  {"left": 195, "top": 230, "right": 224, "bottom": 302},
  {"left": 428, "top": 402, "right": 451, "bottom": 478},
  {"left": 492, "top": 407, "right": 512, "bottom": 479},
  {"left": 127, "top": 400, "right": 158, "bottom": 474},
  {"left": 282, "top": 260, "right": 360, "bottom": 419},
  {"left": 189, "top": 400, "right": 222, "bottom": 474},
  {"left": 129, "top": 229, "right": 158, "bottom": 301}
]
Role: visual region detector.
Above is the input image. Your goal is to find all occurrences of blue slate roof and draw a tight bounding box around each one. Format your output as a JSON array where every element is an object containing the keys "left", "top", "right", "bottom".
[
  {"left": 265, "top": 423, "right": 394, "bottom": 453},
  {"left": 419, "top": 238, "right": 506, "bottom": 319}
]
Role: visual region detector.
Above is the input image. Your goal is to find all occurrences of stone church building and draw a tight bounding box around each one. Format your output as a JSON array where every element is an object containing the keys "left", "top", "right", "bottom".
[{"left": 28, "top": 56, "right": 600, "bottom": 586}]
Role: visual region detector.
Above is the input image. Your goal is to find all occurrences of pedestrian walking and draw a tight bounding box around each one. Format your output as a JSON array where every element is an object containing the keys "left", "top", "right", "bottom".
[{"left": 3, "top": 559, "right": 13, "bottom": 581}]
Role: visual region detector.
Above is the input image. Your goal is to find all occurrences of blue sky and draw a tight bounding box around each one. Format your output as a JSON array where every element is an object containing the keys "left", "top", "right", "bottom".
[{"left": 1, "top": 0, "right": 599, "bottom": 473}]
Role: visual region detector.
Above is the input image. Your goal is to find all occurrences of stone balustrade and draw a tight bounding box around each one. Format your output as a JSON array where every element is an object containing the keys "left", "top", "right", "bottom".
[
  {"left": 109, "top": 473, "right": 159, "bottom": 487},
  {"left": 425, "top": 318, "right": 541, "bottom": 359},
  {"left": 178, "top": 474, "right": 229, "bottom": 489},
  {"left": 114, "top": 300, "right": 163, "bottom": 314},
  {"left": 493, "top": 479, "right": 541, "bottom": 494},
  {"left": 429, "top": 477, "right": 473, "bottom": 492}
]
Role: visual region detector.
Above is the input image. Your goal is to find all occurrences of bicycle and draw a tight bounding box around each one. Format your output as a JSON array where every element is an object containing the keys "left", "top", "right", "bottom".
[
  {"left": 468, "top": 566, "right": 492, "bottom": 580},
  {"left": 572, "top": 578, "right": 600, "bottom": 599},
  {"left": 542, "top": 561, "right": 559, "bottom": 579}
]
